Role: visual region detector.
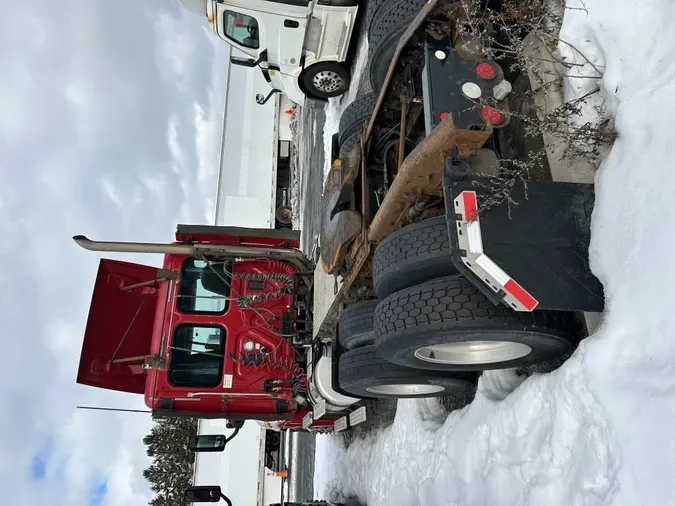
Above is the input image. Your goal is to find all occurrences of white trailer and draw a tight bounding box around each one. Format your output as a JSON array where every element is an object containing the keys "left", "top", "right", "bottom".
[
  {"left": 214, "top": 57, "right": 297, "bottom": 229},
  {"left": 192, "top": 420, "right": 285, "bottom": 506}
]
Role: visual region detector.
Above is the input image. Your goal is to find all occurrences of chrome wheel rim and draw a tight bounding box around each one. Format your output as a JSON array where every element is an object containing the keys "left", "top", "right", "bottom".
[
  {"left": 313, "top": 70, "right": 343, "bottom": 93},
  {"left": 414, "top": 341, "right": 532, "bottom": 365},
  {"left": 365, "top": 383, "right": 445, "bottom": 396}
]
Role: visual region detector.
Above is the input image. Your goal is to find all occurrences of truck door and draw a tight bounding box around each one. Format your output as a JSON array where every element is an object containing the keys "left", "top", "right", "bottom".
[{"left": 217, "top": 1, "right": 307, "bottom": 75}]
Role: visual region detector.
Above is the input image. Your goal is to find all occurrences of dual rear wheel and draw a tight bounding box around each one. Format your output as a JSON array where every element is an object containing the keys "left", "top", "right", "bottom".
[
  {"left": 336, "top": 216, "right": 585, "bottom": 400},
  {"left": 334, "top": 0, "right": 584, "bottom": 400}
]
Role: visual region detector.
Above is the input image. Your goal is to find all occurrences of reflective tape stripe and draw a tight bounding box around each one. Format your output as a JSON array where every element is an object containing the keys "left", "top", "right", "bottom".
[
  {"left": 475, "top": 254, "right": 510, "bottom": 286},
  {"left": 504, "top": 279, "right": 538, "bottom": 311},
  {"left": 456, "top": 191, "right": 539, "bottom": 312}
]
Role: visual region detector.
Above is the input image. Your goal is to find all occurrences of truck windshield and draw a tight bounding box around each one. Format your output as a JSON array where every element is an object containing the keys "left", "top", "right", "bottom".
[
  {"left": 168, "top": 325, "right": 225, "bottom": 388},
  {"left": 178, "top": 258, "right": 230, "bottom": 314},
  {"left": 223, "top": 10, "right": 260, "bottom": 49}
]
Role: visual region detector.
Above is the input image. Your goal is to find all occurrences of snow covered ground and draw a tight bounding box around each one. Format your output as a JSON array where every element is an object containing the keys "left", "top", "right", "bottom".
[{"left": 314, "top": 0, "right": 675, "bottom": 504}]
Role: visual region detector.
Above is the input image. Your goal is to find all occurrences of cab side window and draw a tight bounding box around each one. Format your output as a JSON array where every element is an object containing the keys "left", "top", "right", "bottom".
[
  {"left": 178, "top": 258, "right": 231, "bottom": 314},
  {"left": 223, "top": 11, "right": 260, "bottom": 49},
  {"left": 169, "top": 325, "right": 225, "bottom": 388}
]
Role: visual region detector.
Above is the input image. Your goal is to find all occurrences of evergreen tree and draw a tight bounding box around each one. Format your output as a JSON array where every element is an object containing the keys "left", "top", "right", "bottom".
[{"left": 142, "top": 417, "right": 198, "bottom": 505}]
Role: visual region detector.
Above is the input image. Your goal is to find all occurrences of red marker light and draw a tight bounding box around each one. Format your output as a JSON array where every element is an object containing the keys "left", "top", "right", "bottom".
[
  {"left": 476, "top": 62, "right": 497, "bottom": 80},
  {"left": 440, "top": 112, "right": 450, "bottom": 121},
  {"left": 480, "top": 107, "right": 503, "bottom": 125}
]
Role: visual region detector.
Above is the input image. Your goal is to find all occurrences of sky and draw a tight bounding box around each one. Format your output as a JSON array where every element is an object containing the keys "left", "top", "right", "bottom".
[{"left": 0, "top": 0, "right": 231, "bottom": 505}]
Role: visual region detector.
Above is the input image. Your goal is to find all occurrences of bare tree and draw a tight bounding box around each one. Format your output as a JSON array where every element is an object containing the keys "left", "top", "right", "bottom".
[{"left": 452, "top": 0, "right": 615, "bottom": 214}]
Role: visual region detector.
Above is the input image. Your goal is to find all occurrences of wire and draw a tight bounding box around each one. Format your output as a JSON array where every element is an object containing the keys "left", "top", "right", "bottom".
[
  {"left": 200, "top": 257, "right": 294, "bottom": 334},
  {"left": 227, "top": 350, "right": 308, "bottom": 392},
  {"left": 375, "top": 102, "right": 412, "bottom": 148}
]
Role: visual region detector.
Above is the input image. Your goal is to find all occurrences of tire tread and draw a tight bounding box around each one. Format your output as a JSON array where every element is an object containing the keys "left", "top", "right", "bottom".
[
  {"left": 372, "top": 216, "right": 456, "bottom": 298},
  {"left": 338, "top": 299, "right": 378, "bottom": 350}
]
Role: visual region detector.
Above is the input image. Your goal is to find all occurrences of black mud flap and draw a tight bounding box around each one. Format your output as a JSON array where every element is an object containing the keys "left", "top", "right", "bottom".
[{"left": 442, "top": 165, "right": 604, "bottom": 313}]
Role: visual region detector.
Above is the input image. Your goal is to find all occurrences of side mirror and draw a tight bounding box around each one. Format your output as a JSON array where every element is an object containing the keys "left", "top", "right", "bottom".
[
  {"left": 229, "top": 49, "right": 268, "bottom": 68},
  {"left": 184, "top": 486, "right": 222, "bottom": 503},
  {"left": 188, "top": 435, "right": 227, "bottom": 453},
  {"left": 255, "top": 89, "right": 281, "bottom": 105}
]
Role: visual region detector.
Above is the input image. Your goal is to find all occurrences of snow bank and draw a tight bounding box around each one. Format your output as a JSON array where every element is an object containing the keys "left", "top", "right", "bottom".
[{"left": 315, "top": 0, "right": 675, "bottom": 504}]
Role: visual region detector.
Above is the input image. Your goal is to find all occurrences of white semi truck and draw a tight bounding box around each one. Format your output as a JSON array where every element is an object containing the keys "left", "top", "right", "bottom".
[
  {"left": 214, "top": 58, "right": 297, "bottom": 229},
  {"left": 177, "top": 0, "right": 358, "bottom": 106}
]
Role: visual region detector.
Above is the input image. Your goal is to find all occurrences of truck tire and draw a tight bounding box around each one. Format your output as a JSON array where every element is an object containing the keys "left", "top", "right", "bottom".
[
  {"left": 338, "top": 345, "right": 478, "bottom": 399},
  {"left": 339, "top": 135, "right": 359, "bottom": 159},
  {"left": 265, "top": 431, "right": 281, "bottom": 450},
  {"left": 374, "top": 276, "right": 585, "bottom": 372},
  {"left": 301, "top": 61, "right": 351, "bottom": 100},
  {"left": 372, "top": 216, "right": 457, "bottom": 299},
  {"left": 338, "top": 299, "right": 378, "bottom": 350},
  {"left": 367, "top": 0, "right": 429, "bottom": 93},
  {"left": 338, "top": 93, "right": 376, "bottom": 158},
  {"left": 339, "top": 93, "right": 376, "bottom": 145}
]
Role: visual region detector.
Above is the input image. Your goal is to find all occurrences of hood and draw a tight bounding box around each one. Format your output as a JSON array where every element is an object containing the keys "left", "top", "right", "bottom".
[{"left": 77, "top": 259, "right": 162, "bottom": 394}]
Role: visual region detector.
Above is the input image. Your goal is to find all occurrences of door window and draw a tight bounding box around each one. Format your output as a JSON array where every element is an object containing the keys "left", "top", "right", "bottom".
[
  {"left": 223, "top": 11, "right": 260, "bottom": 49},
  {"left": 168, "top": 325, "right": 225, "bottom": 388},
  {"left": 178, "top": 258, "right": 231, "bottom": 314}
]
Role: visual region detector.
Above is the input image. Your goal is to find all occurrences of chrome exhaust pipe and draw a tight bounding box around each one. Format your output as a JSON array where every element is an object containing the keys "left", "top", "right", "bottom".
[
  {"left": 72, "top": 235, "right": 314, "bottom": 273},
  {"left": 73, "top": 235, "right": 194, "bottom": 255}
]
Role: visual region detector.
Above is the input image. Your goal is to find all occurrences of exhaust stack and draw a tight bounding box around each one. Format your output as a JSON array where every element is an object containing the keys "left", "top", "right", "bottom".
[
  {"left": 73, "top": 235, "right": 193, "bottom": 255},
  {"left": 72, "top": 235, "right": 314, "bottom": 273}
]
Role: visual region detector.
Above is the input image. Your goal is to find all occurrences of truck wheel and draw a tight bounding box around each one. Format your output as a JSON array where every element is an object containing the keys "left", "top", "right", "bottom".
[
  {"left": 338, "top": 345, "right": 478, "bottom": 399},
  {"left": 372, "top": 216, "right": 457, "bottom": 299},
  {"left": 302, "top": 61, "right": 351, "bottom": 100},
  {"left": 374, "top": 276, "right": 585, "bottom": 371},
  {"left": 265, "top": 431, "right": 281, "bottom": 450},
  {"left": 275, "top": 205, "right": 293, "bottom": 226},
  {"left": 338, "top": 93, "right": 376, "bottom": 158},
  {"left": 339, "top": 93, "right": 376, "bottom": 146},
  {"left": 367, "top": 0, "right": 429, "bottom": 93},
  {"left": 338, "top": 299, "right": 378, "bottom": 350}
]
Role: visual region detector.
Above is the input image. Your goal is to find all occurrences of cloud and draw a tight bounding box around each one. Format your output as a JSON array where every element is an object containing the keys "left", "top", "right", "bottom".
[{"left": 0, "top": 0, "right": 229, "bottom": 505}]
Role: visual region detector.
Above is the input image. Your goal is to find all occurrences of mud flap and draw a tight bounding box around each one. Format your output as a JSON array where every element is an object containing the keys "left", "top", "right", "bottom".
[
  {"left": 442, "top": 164, "right": 604, "bottom": 312},
  {"left": 320, "top": 158, "right": 362, "bottom": 275},
  {"left": 348, "top": 406, "right": 367, "bottom": 426},
  {"left": 332, "top": 405, "right": 367, "bottom": 433},
  {"left": 333, "top": 416, "right": 348, "bottom": 432}
]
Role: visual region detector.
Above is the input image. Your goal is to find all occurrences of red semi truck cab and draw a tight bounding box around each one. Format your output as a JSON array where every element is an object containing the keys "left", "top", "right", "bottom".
[{"left": 75, "top": 225, "right": 341, "bottom": 431}]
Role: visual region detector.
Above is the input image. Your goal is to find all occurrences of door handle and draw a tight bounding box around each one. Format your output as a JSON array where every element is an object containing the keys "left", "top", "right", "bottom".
[{"left": 284, "top": 19, "right": 299, "bottom": 28}]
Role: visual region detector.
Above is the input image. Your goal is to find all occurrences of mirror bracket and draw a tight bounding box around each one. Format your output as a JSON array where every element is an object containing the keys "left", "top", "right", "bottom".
[{"left": 230, "top": 49, "right": 268, "bottom": 68}]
